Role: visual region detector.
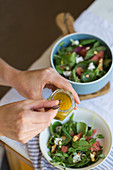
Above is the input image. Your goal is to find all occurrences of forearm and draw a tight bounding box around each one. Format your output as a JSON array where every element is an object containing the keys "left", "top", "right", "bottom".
[{"left": 0, "top": 58, "right": 20, "bottom": 87}]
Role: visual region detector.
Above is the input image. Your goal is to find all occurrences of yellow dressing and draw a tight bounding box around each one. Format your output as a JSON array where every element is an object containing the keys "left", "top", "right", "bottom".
[
  {"left": 53, "top": 93, "right": 72, "bottom": 111},
  {"left": 48, "top": 89, "right": 76, "bottom": 121}
]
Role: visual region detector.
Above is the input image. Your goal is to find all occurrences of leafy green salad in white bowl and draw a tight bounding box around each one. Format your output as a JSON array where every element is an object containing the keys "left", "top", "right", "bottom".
[{"left": 39, "top": 108, "right": 112, "bottom": 170}]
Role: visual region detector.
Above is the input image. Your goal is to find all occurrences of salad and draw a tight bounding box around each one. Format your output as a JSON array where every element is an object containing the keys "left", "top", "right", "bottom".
[
  {"left": 54, "top": 39, "right": 112, "bottom": 83},
  {"left": 47, "top": 113, "right": 105, "bottom": 169}
]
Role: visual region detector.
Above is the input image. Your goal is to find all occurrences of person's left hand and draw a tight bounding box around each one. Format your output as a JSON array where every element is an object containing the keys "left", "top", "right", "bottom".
[{"left": 12, "top": 67, "right": 80, "bottom": 104}]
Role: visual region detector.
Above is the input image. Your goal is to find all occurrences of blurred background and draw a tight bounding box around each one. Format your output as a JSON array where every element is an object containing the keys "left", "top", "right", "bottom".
[
  {"left": 0, "top": 0, "right": 94, "bottom": 169},
  {"left": 0, "top": 0, "right": 94, "bottom": 99}
]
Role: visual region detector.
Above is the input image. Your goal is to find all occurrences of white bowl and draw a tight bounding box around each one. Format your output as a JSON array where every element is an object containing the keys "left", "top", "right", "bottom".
[{"left": 39, "top": 108, "right": 112, "bottom": 170}]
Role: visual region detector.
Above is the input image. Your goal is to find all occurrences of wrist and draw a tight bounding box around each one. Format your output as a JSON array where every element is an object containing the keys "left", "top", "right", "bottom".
[
  {"left": 0, "top": 58, "right": 21, "bottom": 87},
  {"left": 6, "top": 67, "right": 21, "bottom": 88}
]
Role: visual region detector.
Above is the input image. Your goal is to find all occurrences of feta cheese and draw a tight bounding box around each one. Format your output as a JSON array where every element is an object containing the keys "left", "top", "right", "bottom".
[
  {"left": 88, "top": 62, "right": 95, "bottom": 70},
  {"left": 70, "top": 39, "right": 79, "bottom": 45},
  {"left": 76, "top": 56, "right": 84, "bottom": 64},
  {"left": 54, "top": 138, "right": 62, "bottom": 145},
  {"left": 73, "top": 153, "right": 82, "bottom": 163},
  {"left": 63, "top": 71, "right": 71, "bottom": 77}
]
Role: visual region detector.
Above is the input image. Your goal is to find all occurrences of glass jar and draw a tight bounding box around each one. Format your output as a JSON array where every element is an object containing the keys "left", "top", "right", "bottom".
[{"left": 48, "top": 89, "right": 76, "bottom": 121}]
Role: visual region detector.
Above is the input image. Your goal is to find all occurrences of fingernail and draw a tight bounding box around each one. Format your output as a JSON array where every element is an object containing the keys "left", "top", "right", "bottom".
[
  {"left": 77, "top": 96, "right": 80, "bottom": 104},
  {"left": 52, "top": 104, "right": 60, "bottom": 110}
]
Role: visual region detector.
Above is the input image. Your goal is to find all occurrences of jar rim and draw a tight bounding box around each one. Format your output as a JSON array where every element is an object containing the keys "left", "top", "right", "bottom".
[{"left": 50, "top": 89, "right": 76, "bottom": 112}]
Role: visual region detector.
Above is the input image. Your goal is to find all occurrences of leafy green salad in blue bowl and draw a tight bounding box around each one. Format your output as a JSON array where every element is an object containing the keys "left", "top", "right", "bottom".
[{"left": 51, "top": 33, "right": 113, "bottom": 94}]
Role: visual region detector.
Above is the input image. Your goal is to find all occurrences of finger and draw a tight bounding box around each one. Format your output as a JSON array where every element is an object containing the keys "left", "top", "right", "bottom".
[
  {"left": 44, "top": 84, "right": 57, "bottom": 92},
  {"left": 26, "top": 109, "right": 58, "bottom": 124},
  {"left": 47, "top": 73, "right": 80, "bottom": 104},
  {"left": 23, "top": 99, "right": 59, "bottom": 110}
]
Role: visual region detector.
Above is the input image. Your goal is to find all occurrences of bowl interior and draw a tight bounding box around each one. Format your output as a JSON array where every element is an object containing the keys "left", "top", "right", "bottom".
[
  {"left": 51, "top": 33, "right": 113, "bottom": 85},
  {"left": 39, "top": 108, "right": 112, "bottom": 170}
]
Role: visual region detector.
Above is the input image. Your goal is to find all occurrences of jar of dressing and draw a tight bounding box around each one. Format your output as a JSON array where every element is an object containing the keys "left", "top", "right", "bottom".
[{"left": 48, "top": 89, "right": 76, "bottom": 121}]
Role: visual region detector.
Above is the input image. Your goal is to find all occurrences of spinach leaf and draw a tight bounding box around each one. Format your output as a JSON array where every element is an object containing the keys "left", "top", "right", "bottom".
[
  {"left": 104, "top": 59, "right": 112, "bottom": 68},
  {"left": 76, "top": 122, "right": 88, "bottom": 135},
  {"left": 81, "top": 70, "right": 96, "bottom": 83},
  {"left": 98, "top": 154, "right": 105, "bottom": 159},
  {"left": 72, "top": 140, "right": 92, "bottom": 151},
  {"left": 55, "top": 65, "right": 63, "bottom": 74},
  {"left": 96, "top": 134, "right": 104, "bottom": 139},
  {"left": 89, "top": 138, "right": 96, "bottom": 144},
  {"left": 80, "top": 39, "right": 96, "bottom": 45},
  {"left": 72, "top": 68, "right": 80, "bottom": 82},
  {"left": 49, "top": 122, "right": 62, "bottom": 136},
  {"left": 93, "top": 41, "right": 100, "bottom": 48},
  {"left": 86, "top": 129, "right": 93, "bottom": 137},
  {"left": 54, "top": 162, "right": 66, "bottom": 170},
  {"left": 61, "top": 126, "right": 72, "bottom": 145}
]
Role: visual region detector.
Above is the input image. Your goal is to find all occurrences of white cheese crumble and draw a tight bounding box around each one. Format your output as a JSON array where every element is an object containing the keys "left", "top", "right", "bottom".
[
  {"left": 76, "top": 56, "right": 84, "bottom": 64},
  {"left": 73, "top": 153, "right": 82, "bottom": 163},
  {"left": 88, "top": 62, "right": 95, "bottom": 70},
  {"left": 70, "top": 39, "right": 79, "bottom": 45},
  {"left": 54, "top": 138, "right": 62, "bottom": 145},
  {"left": 56, "top": 126, "right": 62, "bottom": 133},
  {"left": 63, "top": 71, "right": 71, "bottom": 77}
]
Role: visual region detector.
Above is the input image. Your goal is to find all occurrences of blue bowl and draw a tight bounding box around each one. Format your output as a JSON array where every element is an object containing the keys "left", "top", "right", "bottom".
[{"left": 51, "top": 33, "right": 113, "bottom": 95}]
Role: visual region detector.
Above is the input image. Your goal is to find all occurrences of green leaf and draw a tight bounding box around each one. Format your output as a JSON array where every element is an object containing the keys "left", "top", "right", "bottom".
[
  {"left": 81, "top": 70, "right": 96, "bottom": 82},
  {"left": 63, "top": 153, "right": 68, "bottom": 157},
  {"left": 62, "top": 52, "right": 76, "bottom": 67},
  {"left": 89, "top": 138, "right": 96, "bottom": 144},
  {"left": 68, "top": 147, "right": 76, "bottom": 154},
  {"left": 69, "top": 113, "right": 74, "bottom": 122},
  {"left": 86, "top": 129, "right": 93, "bottom": 137},
  {"left": 104, "top": 59, "right": 112, "bottom": 68},
  {"left": 76, "top": 122, "right": 88, "bottom": 135},
  {"left": 54, "top": 153, "right": 63, "bottom": 157},
  {"left": 61, "top": 126, "right": 72, "bottom": 145},
  {"left": 49, "top": 123, "right": 54, "bottom": 136},
  {"left": 85, "top": 49, "right": 95, "bottom": 60},
  {"left": 72, "top": 68, "right": 80, "bottom": 82},
  {"left": 72, "top": 140, "right": 91, "bottom": 151},
  {"left": 80, "top": 39, "right": 96, "bottom": 45},
  {"left": 98, "top": 154, "right": 105, "bottom": 159},
  {"left": 54, "top": 162, "right": 66, "bottom": 170},
  {"left": 93, "top": 41, "right": 100, "bottom": 48},
  {"left": 52, "top": 121, "right": 62, "bottom": 133},
  {"left": 95, "top": 46, "right": 106, "bottom": 51},
  {"left": 69, "top": 52, "right": 76, "bottom": 67},
  {"left": 55, "top": 65, "right": 63, "bottom": 74},
  {"left": 96, "top": 134, "right": 104, "bottom": 139}
]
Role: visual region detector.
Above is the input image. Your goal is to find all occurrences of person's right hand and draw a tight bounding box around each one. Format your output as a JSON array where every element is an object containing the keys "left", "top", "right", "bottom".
[{"left": 0, "top": 99, "right": 59, "bottom": 143}]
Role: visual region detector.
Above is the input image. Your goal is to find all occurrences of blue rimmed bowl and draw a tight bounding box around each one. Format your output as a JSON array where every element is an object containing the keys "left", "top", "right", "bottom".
[{"left": 51, "top": 33, "right": 113, "bottom": 94}]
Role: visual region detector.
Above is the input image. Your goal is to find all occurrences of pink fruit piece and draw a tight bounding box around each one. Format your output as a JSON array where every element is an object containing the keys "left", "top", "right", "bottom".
[
  {"left": 61, "top": 146, "right": 68, "bottom": 153},
  {"left": 92, "top": 141, "right": 101, "bottom": 152},
  {"left": 91, "top": 50, "right": 104, "bottom": 61},
  {"left": 77, "top": 132, "right": 82, "bottom": 140},
  {"left": 76, "top": 67, "right": 83, "bottom": 77},
  {"left": 60, "top": 65, "right": 66, "bottom": 70}
]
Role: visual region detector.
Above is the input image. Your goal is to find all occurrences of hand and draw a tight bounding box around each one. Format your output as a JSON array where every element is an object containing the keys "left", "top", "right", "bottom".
[
  {"left": 0, "top": 99, "right": 59, "bottom": 143},
  {"left": 12, "top": 67, "right": 80, "bottom": 104}
]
